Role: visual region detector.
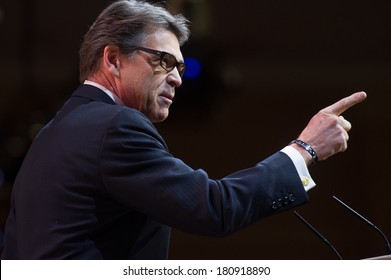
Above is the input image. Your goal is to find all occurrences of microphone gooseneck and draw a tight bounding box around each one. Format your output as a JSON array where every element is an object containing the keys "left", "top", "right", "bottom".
[
  {"left": 333, "top": 195, "right": 391, "bottom": 255},
  {"left": 294, "top": 211, "right": 343, "bottom": 259}
]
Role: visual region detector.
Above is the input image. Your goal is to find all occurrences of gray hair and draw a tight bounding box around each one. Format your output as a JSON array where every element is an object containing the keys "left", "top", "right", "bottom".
[{"left": 79, "top": 0, "right": 190, "bottom": 82}]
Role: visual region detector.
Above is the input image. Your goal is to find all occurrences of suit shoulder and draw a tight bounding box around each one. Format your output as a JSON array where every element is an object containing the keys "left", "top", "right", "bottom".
[
  {"left": 108, "top": 106, "right": 156, "bottom": 131},
  {"left": 101, "top": 105, "right": 167, "bottom": 149}
]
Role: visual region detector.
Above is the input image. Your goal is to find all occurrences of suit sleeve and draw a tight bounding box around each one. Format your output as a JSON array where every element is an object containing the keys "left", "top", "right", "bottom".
[{"left": 99, "top": 109, "right": 309, "bottom": 236}]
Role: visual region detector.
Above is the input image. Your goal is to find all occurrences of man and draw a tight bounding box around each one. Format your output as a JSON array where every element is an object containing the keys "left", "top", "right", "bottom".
[{"left": 1, "top": 0, "right": 366, "bottom": 259}]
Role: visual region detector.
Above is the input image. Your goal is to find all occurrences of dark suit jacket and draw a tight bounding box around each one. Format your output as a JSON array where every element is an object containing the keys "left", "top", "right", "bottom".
[{"left": 1, "top": 85, "right": 309, "bottom": 259}]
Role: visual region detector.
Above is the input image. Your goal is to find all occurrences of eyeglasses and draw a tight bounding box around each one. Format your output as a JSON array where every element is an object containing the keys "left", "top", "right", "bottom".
[{"left": 130, "top": 46, "right": 186, "bottom": 77}]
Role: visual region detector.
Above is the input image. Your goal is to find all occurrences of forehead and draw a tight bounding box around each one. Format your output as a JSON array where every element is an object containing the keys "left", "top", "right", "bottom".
[{"left": 142, "top": 28, "right": 183, "bottom": 61}]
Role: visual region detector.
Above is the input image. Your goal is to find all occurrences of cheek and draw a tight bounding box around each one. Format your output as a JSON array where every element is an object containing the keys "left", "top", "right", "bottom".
[
  {"left": 145, "top": 78, "right": 163, "bottom": 101},
  {"left": 123, "top": 73, "right": 165, "bottom": 109},
  {"left": 122, "top": 74, "right": 146, "bottom": 103}
]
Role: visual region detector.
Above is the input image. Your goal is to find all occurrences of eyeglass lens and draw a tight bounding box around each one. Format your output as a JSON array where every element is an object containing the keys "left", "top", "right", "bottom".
[{"left": 161, "top": 53, "right": 185, "bottom": 77}]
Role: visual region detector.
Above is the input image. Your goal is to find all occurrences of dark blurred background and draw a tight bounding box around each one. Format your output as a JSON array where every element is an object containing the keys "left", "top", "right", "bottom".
[{"left": 0, "top": 0, "right": 390, "bottom": 260}]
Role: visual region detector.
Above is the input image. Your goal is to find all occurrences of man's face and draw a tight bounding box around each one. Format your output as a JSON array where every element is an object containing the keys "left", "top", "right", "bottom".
[{"left": 116, "top": 28, "right": 184, "bottom": 123}]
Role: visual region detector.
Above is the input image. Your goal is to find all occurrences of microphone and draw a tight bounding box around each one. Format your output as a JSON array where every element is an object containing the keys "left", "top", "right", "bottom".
[
  {"left": 333, "top": 195, "right": 391, "bottom": 255},
  {"left": 294, "top": 211, "right": 343, "bottom": 259}
]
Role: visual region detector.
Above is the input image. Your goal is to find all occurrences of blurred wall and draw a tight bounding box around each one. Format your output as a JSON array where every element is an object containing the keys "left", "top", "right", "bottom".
[{"left": 0, "top": 0, "right": 390, "bottom": 259}]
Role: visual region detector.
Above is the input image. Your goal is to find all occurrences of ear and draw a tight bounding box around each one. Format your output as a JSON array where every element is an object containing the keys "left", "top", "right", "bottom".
[{"left": 103, "top": 45, "right": 121, "bottom": 77}]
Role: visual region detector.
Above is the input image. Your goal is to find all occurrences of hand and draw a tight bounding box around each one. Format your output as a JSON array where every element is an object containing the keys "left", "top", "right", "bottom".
[{"left": 292, "top": 91, "right": 367, "bottom": 164}]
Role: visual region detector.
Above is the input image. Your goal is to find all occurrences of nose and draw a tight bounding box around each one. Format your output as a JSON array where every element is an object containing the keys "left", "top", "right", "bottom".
[{"left": 167, "top": 68, "right": 182, "bottom": 88}]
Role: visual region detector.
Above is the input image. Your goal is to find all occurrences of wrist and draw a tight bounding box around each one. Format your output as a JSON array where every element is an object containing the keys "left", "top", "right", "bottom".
[{"left": 290, "top": 140, "right": 318, "bottom": 165}]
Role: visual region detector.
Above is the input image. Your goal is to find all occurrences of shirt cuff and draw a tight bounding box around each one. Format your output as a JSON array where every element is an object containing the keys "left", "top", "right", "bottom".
[{"left": 281, "top": 146, "right": 316, "bottom": 192}]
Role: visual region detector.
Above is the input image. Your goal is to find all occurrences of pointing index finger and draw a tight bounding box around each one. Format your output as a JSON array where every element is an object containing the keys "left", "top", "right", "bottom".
[{"left": 323, "top": 91, "right": 367, "bottom": 116}]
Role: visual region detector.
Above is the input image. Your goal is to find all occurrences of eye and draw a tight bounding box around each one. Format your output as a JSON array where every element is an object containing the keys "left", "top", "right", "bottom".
[{"left": 161, "top": 53, "right": 177, "bottom": 70}]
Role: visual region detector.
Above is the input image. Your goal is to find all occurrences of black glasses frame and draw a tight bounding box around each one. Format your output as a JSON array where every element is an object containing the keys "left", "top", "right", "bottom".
[{"left": 130, "top": 46, "right": 186, "bottom": 77}]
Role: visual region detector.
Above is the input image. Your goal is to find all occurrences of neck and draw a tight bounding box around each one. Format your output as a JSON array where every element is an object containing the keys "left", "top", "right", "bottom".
[{"left": 85, "top": 73, "right": 125, "bottom": 106}]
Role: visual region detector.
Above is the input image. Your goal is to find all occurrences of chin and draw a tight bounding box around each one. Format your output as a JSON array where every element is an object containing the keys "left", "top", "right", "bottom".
[{"left": 149, "top": 112, "right": 169, "bottom": 123}]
